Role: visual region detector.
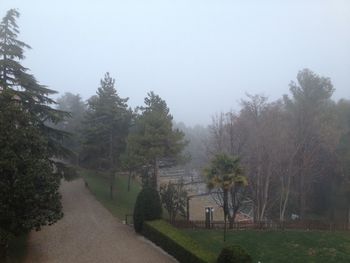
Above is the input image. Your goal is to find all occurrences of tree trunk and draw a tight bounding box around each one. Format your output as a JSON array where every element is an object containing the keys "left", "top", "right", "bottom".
[
  {"left": 186, "top": 197, "right": 190, "bottom": 222},
  {"left": 76, "top": 152, "right": 79, "bottom": 167},
  {"left": 224, "top": 215, "right": 227, "bottom": 242},
  {"left": 110, "top": 171, "right": 115, "bottom": 200},
  {"left": 171, "top": 212, "right": 176, "bottom": 224},
  {"left": 255, "top": 154, "right": 262, "bottom": 222},
  {"left": 280, "top": 175, "right": 291, "bottom": 222},
  {"left": 228, "top": 215, "right": 234, "bottom": 229},
  {"left": 109, "top": 130, "right": 114, "bottom": 200},
  {"left": 279, "top": 146, "right": 299, "bottom": 222},
  {"left": 348, "top": 205, "right": 350, "bottom": 230},
  {"left": 153, "top": 158, "right": 159, "bottom": 190},
  {"left": 127, "top": 171, "right": 132, "bottom": 192},
  {"left": 229, "top": 185, "right": 241, "bottom": 229},
  {"left": 279, "top": 174, "right": 284, "bottom": 222},
  {"left": 299, "top": 169, "right": 306, "bottom": 219},
  {"left": 223, "top": 189, "right": 229, "bottom": 239},
  {"left": 260, "top": 175, "right": 270, "bottom": 221},
  {"left": 262, "top": 162, "right": 273, "bottom": 220},
  {"left": 223, "top": 189, "right": 229, "bottom": 220}
]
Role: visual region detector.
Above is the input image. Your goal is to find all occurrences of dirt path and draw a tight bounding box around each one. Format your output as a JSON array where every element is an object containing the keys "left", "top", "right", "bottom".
[{"left": 24, "top": 179, "right": 177, "bottom": 263}]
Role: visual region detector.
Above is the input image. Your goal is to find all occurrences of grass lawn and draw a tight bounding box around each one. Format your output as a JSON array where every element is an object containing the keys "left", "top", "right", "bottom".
[
  {"left": 79, "top": 169, "right": 140, "bottom": 220},
  {"left": 186, "top": 229, "right": 350, "bottom": 263}
]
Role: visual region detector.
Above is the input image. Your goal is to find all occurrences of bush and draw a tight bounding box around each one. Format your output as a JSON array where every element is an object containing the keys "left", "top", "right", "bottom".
[
  {"left": 143, "top": 220, "right": 216, "bottom": 263},
  {"left": 63, "top": 166, "right": 79, "bottom": 181},
  {"left": 133, "top": 187, "right": 162, "bottom": 233},
  {"left": 217, "top": 245, "right": 252, "bottom": 263}
]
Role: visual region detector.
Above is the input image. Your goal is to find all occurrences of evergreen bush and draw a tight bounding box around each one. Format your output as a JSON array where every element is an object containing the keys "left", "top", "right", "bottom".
[
  {"left": 217, "top": 245, "right": 252, "bottom": 263},
  {"left": 63, "top": 166, "right": 79, "bottom": 181},
  {"left": 133, "top": 187, "right": 162, "bottom": 233}
]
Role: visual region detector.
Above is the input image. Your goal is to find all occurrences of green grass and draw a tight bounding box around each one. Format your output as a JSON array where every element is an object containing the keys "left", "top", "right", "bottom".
[
  {"left": 79, "top": 169, "right": 140, "bottom": 220},
  {"left": 186, "top": 229, "right": 350, "bottom": 263}
]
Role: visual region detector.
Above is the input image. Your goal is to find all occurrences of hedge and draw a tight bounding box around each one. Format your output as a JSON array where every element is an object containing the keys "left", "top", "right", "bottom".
[
  {"left": 133, "top": 187, "right": 162, "bottom": 233},
  {"left": 217, "top": 245, "right": 252, "bottom": 263},
  {"left": 143, "top": 220, "right": 216, "bottom": 263}
]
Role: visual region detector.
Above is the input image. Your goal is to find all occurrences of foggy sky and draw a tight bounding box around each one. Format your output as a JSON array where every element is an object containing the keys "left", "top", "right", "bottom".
[{"left": 1, "top": 0, "right": 350, "bottom": 125}]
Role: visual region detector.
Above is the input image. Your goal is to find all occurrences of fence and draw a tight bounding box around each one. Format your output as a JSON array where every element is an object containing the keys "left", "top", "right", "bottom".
[
  {"left": 169, "top": 219, "right": 350, "bottom": 231},
  {"left": 124, "top": 214, "right": 134, "bottom": 225}
]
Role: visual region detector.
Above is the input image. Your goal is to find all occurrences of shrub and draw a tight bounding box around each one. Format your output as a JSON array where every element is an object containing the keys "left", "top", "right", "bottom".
[
  {"left": 159, "top": 181, "right": 188, "bottom": 222},
  {"left": 217, "top": 245, "right": 252, "bottom": 263},
  {"left": 143, "top": 220, "right": 216, "bottom": 263},
  {"left": 63, "top": 166, "right": 79, "bottom": 181},
  {"left": 133, "top": 187, "right": 162, "bottom": 233}
]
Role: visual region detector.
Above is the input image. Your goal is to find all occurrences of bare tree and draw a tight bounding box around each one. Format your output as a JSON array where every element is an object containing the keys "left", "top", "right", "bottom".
[{"left": 205, "top": 70, "right": 349, "bottom": 225}]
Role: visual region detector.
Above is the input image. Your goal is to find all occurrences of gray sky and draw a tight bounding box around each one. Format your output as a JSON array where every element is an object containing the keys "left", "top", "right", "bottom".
[{"left": 2, "top": 0, "right": 350, "bottom": 125}]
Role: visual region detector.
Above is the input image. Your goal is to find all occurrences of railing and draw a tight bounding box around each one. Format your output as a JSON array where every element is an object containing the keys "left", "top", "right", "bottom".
[
  {"left": 124, "top": 214, "right": 133, "bottom": 226},
  {"left": 169, "top": 219, "right": 350, "bottom": 231}
]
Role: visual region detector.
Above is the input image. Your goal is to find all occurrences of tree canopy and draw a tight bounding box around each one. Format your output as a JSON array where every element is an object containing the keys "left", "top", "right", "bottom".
[
  {"left": 206, "top": 69, "right": 350, "bottom": 224},
  {"left": 205, "top": 153, "right": 247, "bottom": 239},
  {"left": 80, "top": 72, "right": 131, "bottom": 170},
  {"left": 126, "top": 91, "right": 187, "bottom": 188},
  {"left": 0, "top": 9, "right": 64, "bottom": 257}
]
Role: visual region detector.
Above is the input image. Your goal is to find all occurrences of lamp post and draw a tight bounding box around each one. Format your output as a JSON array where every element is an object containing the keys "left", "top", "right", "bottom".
[{"left": 205, "top": 207, "right": 214, "bottom": 229}]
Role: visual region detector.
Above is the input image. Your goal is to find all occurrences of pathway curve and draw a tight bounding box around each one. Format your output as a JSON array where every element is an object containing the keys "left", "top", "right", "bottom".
[{"left": 24, "top": 179, "right": 176, "bottom": 263}]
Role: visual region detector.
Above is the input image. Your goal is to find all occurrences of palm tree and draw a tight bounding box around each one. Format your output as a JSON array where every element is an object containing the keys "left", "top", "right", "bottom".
[{"left": 205, "top": 153, "right": 247, "bottom": 241}]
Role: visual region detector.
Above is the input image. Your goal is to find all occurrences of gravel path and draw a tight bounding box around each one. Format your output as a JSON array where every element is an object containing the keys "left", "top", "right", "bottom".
[{"left": 24, "top": 179, "right": 177, "bottom": 263}]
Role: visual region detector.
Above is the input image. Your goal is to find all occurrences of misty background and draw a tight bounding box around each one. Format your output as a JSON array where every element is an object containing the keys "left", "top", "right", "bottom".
[{"left": 1, "top": 0, "right": 350, "bottom": 125}]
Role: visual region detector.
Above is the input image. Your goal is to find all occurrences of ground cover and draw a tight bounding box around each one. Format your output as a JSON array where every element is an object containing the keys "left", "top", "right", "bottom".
[
  {"left": 186, "top": 229, "right": 350, "bottom": 263},
  {"left": 80, "top": 169, "right": 140, "bottom": 220}
]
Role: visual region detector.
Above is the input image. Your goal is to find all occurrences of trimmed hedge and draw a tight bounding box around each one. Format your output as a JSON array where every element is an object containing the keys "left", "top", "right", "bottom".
[
  {"left": 143, "top": 220, "right": 216, "bottom": 263},
  {"left": 217, "top": 245, "right": 252, "bottom": 263},
  {"left": 133, "top": 187, "right": 162, "bottom": 233}
]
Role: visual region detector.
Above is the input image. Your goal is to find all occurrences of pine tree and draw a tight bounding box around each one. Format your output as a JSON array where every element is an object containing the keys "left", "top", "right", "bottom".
[
  {"left": 81, "top": 72, "right": 131, "bottom": 199},
  {"left": 284, "top": 69, "right": 335, "bottom": 218},
  {"left": 126, "top": 91, "right": 187, "bottom": 189},
  {"left": 0, "top": 9, "right": 65, "bottom": 257},
  {"left": 56, "top": 92, "right": 86, "bottom": 164},
  {"left": 0, "top": 9, "right": 69, "bottom": 157}
]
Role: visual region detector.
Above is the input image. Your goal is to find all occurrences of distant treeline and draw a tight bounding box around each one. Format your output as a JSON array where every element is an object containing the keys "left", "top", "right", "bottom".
[
  {"left": 58, "top": 68, "right": 350, "bottom": 224},
  {"left": 203, "top": 69, "right": 350, "bottom": 223}
]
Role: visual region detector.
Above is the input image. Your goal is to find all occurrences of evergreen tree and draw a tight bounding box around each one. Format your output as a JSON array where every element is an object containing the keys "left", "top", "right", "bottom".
[
  {"left": 81, "top": 72, "right": 131, "bottom": 199},
  {"left": 0, "top": 91, "right": 63, "bottom": 257},
  {"left": 56, "top": 92, "right": 86, "bottom": 164},
  {"left": 284, "top": 69, "right": 336, "bottom": 218},
  {"left": 334, "top": 100, "right": 350, "bottom": 224},
  {"left": 127, "top": 91, "right": 187, "bottom": 189},
  {"left": 0, "top": 9, "right": 69, "bottom": 157},
  {"left": 0, "top": 9, "right": 64, "bottom": 257}
]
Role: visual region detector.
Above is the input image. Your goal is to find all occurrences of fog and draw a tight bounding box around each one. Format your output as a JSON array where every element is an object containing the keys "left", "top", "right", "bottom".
[{"left": 1, "top": 0, "right": 350, "bottom": 125}]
